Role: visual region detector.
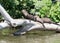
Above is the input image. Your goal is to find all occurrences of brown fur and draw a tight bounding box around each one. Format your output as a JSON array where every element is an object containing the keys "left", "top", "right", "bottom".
[{"left": 21, "top": 9, "right": 60, "bottom": 28}]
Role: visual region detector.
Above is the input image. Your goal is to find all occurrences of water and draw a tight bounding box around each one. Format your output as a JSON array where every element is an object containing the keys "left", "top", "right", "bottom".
[{"left": 0, "top": 31, "right": 60, "bottom": 43}]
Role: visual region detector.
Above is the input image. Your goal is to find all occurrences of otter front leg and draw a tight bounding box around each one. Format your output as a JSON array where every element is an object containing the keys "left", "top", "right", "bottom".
[{"left": 34, "top": 16, "right": 45, "bottom": 28}]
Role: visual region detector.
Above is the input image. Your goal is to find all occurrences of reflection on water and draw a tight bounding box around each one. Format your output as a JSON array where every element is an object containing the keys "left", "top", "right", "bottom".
[{"left": 0, "top": 31, "right": 60, "bottom": 43}]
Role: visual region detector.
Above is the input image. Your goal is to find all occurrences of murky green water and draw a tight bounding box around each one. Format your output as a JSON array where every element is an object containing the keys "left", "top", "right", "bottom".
[{"left": 0, "top": 31, "right": 60, "bottom": 43}]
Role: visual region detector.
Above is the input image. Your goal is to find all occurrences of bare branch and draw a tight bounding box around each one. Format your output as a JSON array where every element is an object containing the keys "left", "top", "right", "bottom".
[
  {"left": 0, "top": 5, "right": 13, "bottom": 22},
  {"left": 0, "top": 22, "right": 10, "bottom": 29}
]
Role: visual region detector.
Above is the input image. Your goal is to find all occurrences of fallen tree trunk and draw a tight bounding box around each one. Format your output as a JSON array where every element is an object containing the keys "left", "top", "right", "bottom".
[
  {"left": 12, "top": 19, "right": 60, "bottom": 35},
  {"left": 0, "top": 19, "right": 60, "bottom": 35},
  {"left": 21, "top": 19, "right": 60, "bottom": 31}
]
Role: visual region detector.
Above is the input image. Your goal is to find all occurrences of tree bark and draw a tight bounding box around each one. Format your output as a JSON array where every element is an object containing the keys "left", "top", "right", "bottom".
[
  {"left": 0, "top": 22, "right": 10, "bottom": 29},
  {"left": 13, "top": 19, "right": 60, "bottom": 35},
  {"left": 0, "top": 5, "right": 13, "bottom": 22},
  {"left": 0, "top": 19, "right": 60, "bottom": 31}
]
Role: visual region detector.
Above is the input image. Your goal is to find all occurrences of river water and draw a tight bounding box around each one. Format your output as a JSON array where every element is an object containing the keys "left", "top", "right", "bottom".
[{"left": 0, "top": 31, "right": 60, "bottom": 43}]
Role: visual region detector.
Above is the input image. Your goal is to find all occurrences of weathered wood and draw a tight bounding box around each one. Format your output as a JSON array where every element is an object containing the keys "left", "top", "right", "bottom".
[
  {"left": 0, "top": 19, "right": 60, "bottom": 35},
  {"left": 0, "top": 5, "right": 13, "bottom": 22},
  {"left": 1, "top": 19, "right": 60, "bottom": 31},
  {"left": 12, "top": 19, "right": 60, "bottom": 35},
  {"left": 15, "top": 19, "right": 60, "bottom": 31},
  {"left": 0, "top": 22, "right": 10, "bottom": 29}
]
